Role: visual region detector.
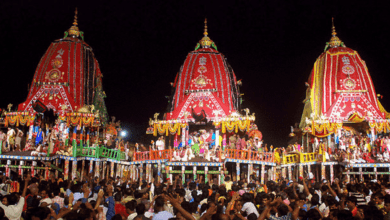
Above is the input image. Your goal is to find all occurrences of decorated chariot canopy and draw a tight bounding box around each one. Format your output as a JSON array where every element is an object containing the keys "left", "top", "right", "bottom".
[
  {"left": 300, "top": 19, "right": 390, "bottom": 136},
  {"left": 16, "top": 9, "right": 108, "bottom": 124},
  {"left": 147, "top": 19, "right": 256, "bottom": 136}
]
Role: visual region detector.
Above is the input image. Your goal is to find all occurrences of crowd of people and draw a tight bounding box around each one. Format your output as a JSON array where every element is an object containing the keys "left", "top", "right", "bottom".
[{"left": 0, "top": 168, "right": 388, "bottom": 220}]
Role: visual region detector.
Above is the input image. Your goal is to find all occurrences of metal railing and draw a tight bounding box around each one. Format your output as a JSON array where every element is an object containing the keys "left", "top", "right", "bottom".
[{"left": 133, "top": 149, "right": 275, "bottom": 163}]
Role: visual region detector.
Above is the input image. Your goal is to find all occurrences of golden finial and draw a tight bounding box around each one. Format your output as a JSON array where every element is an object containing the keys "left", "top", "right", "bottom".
[
  {"left": 204, "top": 18, "right": 208, "bottom": 36},
  {"left": 331, "top": 17, "right": 336, "bottom": 36},
  {"left": 199, "top": 18, "right": 213, "bottom": 48},
  {"left": 73, "top": 8, "right": 78, "bottom": 26},
  {"left": 68, "top": 8, "right": 80, "bottom": 37},
  {"left": 329, "top": 17, "right": 341, "bottom": 48}
]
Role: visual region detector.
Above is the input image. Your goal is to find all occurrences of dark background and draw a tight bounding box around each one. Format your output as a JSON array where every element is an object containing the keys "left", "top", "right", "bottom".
[{"left": 0, "top": 0, "right": 389, "bottom": 146}]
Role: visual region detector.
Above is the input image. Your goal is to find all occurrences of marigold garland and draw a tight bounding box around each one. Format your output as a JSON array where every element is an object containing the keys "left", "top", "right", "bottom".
[
  {"left": 311, "top": 122, "right": 342, "bottom": 136},
  {"left": 221, "top": 120, "right": 251, "bottom": 133},
  {"left": 82, "top": 117, "right": 94, "bottom": 126},
  {"left": 4, "top": 112, "right": 36, "bottom": 127},
  {"left": 66, "top": 115, "right": 95, "bottom": 127},
  {"left": 153, "top": 123, "right": 188, "bottom": 136},
  {"left": 369, "top": 122, "right": 390, "bottom": 133},
  {"left": 18, "top": 115, "right": 29, "bottom": 126}
]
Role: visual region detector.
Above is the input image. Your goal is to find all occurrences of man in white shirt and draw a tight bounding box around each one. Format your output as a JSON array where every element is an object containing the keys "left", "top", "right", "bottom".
[
  {"left": 156, "top": 137, "right": 165, "bottom": 151},
  {"left": 0, "top": 175, "right": 29, "bottom": 220}
]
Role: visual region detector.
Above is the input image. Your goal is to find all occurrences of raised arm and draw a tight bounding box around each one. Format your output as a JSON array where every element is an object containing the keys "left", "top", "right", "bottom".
[
  {"left": 257, "top": 206, "right": 271, "bottom": 220},
  {"left": 291, "top": 201, "right": 302, "bottom": 220},
  {"left": 22, "top": 174, "right": 31, "bottom": 197},
  {"left": 334, "top": 178, "right": 342, "bottom": 195},
  {"left": 226, "top": 192, "right": 239, "bottom": 214},
  {"left": 339, "top": 196, "right": 346, "bottom": 210},
  {"left": 199, "top": 205, "right": 217, "bottom": 220},
  {"left": 302, "top": 177, "right": 310, "bottom": 196},
  {"left": 327, "top": 181, "right": 337, "bottom": 198},
  {"left": 165, "top": 194, "right": 195, "bottom": 220},
  {"left": 94, "top": 190, "right": 104, "bottom": 210},
  {"left": 292, "top": 182, "right": 299, "bottom": 199}
]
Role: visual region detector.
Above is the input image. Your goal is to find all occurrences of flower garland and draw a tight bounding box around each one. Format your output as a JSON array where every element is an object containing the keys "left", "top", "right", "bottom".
[
  {"left": 6, "top": 115, "right": 18, "bottom": 126},
  {"left": 5, "top": 113, "right": 36, "bottom": 127},
  {"left": 82, "top": 117, "right": 95, "bottom": 126},
  {"left": 66, "top": 113, "right": 96, "bottom": 127},
  {"left": 168, "top": 123, "right": 180, "bottom": 135},
  {"left": 311, "top": 122, "right": 342, "bottom": 135},
  {"left": 369, "top": 122, "right": 390, "bottom": 133},
  {"left": 18, "top": 115, "right": 33, "bottom": 126},
  {"left": 18, "top": 115, "right": 28, "bottom": 125},
  {"left": 68, "top": 116, "right": 81, "bottom": 126},
  {"left": 221, "top": 120, "right": 251, "bottom": 133},
  {"left": 153, "top": 123, "right": 188, "bottom": 136},
  {"left": 311, "top": 122, "right": 342, "bottom": 136}
]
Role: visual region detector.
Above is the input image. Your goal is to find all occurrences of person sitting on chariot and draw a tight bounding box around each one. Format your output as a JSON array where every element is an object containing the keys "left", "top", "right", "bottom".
[
  {"left": 377, "top": 152, "right": 384, "bottom": 162},
  {"left": 384, "top": 148, "right": 390, "bottom": 162},
  {"left": 204, "top": 149, "right": 211, "bottom": 161},
  {"left": 340, "top": 150, "right": 349, "bottom": 163},
  {"left": 355, "top": 149, "right": 366, "bottom": 163},
  {"left": 208, "top": 146, "right": 215, "bottom": 160},
  {"left": 180, "top": 147, "right": 188, "bottom": 161},
  {"left": 178, "top": 146, "right": 192, "bottom": 161},
  {"left": 31, "top": 144, "right": 47, "bottom": 156},
  {"left": 48, "top": 140, "right": 60, "bottom": 156},
  {"left": 56, "top": 142, "right": 66, "bottom": 155},
  {"left": 56, "top": 142, "right": 73, "bottom": 156},
  {"left": 350, "top": 148, "right": 364, "bottom": 163},
  {"left": 213, "top": 148, "right": 221, "bottom": 161},
  {"left": 23, "top": 139, "right": 36, "bottom": 152},
  {"left": 363, "top": 150, "right": 375, "bottom": 163},
  {"left": 172, "top": 148, "right": 180, "bottom": 161},
  {"left": 186, "top": 146, "right": 195, "bottom": 161}
]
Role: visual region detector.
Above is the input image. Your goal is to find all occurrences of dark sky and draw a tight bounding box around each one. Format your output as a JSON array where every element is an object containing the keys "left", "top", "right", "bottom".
[{"left": 1, "top": 1, "right": 390, "bottom": 146}]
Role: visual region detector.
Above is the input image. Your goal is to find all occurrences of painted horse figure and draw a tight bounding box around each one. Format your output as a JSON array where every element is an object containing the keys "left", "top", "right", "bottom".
[{"left": 191, "top": 108, "right": 207, "bottom": 123}]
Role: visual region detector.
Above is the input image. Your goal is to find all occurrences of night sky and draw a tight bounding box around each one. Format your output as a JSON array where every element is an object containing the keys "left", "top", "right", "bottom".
[{"left": 1, "top": 1, "right": 390, "bottom": 146}]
